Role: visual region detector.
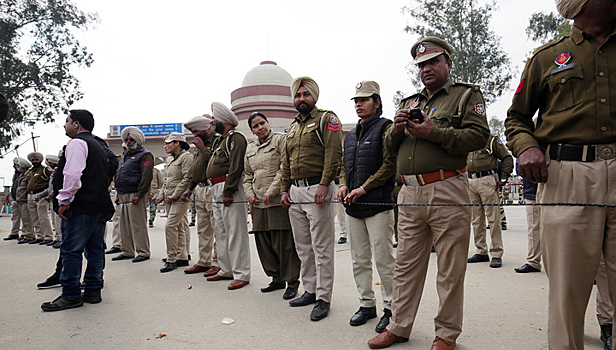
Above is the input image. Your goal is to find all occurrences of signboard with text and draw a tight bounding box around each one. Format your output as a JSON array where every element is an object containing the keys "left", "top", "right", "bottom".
[{"left": 109, "top": 123, "right": 186, "bottom": 137}]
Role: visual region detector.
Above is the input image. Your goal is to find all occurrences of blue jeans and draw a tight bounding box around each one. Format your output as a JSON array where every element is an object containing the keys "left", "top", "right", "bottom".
[{"left": 60, "top": 211, "right": 110, "bottom": 299}]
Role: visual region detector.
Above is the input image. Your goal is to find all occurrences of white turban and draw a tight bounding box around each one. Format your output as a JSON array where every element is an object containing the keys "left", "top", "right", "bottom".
[
  {"left": 27, "top": 152, "right": 44, "bottom": 162},
  {"left": 184, "top": 115, "right": 212, "bottom": 131},
  {"left": 211, "top": 102, "right": 239, "bottom": 127},
  {"left": 121, "top": 127, "right": 145, "bottom": 145},
  {"left": 291, "top": 76, "right": 319, "bottom": 103},
  {"left": 17, "top": 157, "right": 31, "bottom": 169},
  {"left": 556, "top": 0, "right": 589, "bottom": 19}
]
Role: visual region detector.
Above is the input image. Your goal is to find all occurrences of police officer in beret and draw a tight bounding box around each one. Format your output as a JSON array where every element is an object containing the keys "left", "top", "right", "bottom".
[
  {"left": 368, "top": 37, "right": 489, "bottom": 350},
  {"left": 505, "top": 0, "right": 616, "bottom": 348}
]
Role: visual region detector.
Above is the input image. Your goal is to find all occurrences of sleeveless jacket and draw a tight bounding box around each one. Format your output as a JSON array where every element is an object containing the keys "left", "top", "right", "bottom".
[
  {"left": 343, "top": 116, "right": 394, "bottom": 219},
  {"left": 116, "top": 147, "right": 149, "bottom": 194}
]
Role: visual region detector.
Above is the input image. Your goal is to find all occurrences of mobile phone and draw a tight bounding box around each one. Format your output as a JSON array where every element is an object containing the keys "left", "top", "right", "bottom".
[{"left": 409, "top": 108, "right": 423, "bottom": 123}]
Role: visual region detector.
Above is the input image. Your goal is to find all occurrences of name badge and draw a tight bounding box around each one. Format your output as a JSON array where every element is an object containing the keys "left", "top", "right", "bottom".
[{"left": 551, "top": 63, "right": 575, "bottom": 75}]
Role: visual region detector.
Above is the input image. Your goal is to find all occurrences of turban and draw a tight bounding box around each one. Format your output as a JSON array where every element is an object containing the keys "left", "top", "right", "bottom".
[
  {"left": 17, "top": 157, "right": 31, "bottom": 169},
  {"left": 211, "top": 102, "right": 239, "bottom": 127},
  {"left": 27, "top": 152, "right": 44, "bottom": 162},
  {"left": 45, "top": 154, "right": 59, "bottom": 164},
  {"left": 556, "top": 0, "right": 588, "bottom": 19},
  {"left": 184, "top": 115, "right": 212, "bottom": 131},
  {"left": 121, "top": 126, "right": 145, "bottom": 145},
  {"left": 12, "top": 157, "right": 18, "bottom": 165},
  {"left": 291, "top": 77, "right": 319, "bottom": 103}
]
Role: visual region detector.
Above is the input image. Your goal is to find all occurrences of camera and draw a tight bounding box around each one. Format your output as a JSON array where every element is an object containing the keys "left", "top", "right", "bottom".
[{"left": 409, "top": 108, "right": 423, "bottom": 123}]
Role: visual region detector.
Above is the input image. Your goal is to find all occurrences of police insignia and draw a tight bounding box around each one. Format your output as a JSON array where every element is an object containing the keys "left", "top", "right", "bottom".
[
  {"left": 515, "top": 79, "right": 525, "bottom": 95},
  {"left": 230, "top": 142, "right": 234, "bottom": 150},
  {"left": 410, "top": 101, "right": 419, "bottom": 108},
  {"left": 327, "top": 116, "right": 341, "bottom": 131},
  {"left": 474, "top": 104, "right": 485, "bottom": 115},
  {"left": 555, "top": 52, "right": 572, "bottom": 66},
  {"left": 418, "top": 44, "right": 426, "bottom": 54},
  {"left": 356, "top": 82, "right": 362, "bottom": 89},
  {"left": 142, "top": 160, "right": 151, "bottom": 167}
]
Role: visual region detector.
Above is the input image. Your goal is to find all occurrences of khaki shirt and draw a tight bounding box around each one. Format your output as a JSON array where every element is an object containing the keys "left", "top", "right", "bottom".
[
  {"left": 506, "top": 25, "right": 616, "bottom": 157},
  {"left": 26, "top": 165, "right": 51, "bottom": 192},
  {"left": 385, "top": 79, "right": 490, "bottom": 174},
  {"left": 16, "top": 172, "right": 29, "bottom": 204},
  {"left": 188, "top": 132, "right": 216, "bottom": 191},
  {"left": 160, "top": 150, "right": 192, "bottom": 200},
  {"left": 206, "top": 129, "right": 247, "bottom": 198},
  {"left": 467, "top": 135, "right": 514, "bottom": 179},
  {"left": 243, "top": 132, "right": 286, "bottom": 209},
  {"left": 149, "top": 167, "right": 163, "bottom": 194},
  {"left": 281, "top": 107, "right": 343, "bottom": 192}
]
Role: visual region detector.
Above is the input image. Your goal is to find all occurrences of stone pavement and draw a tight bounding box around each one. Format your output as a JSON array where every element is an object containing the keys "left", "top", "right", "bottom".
[{"left": 0, "top": 206, "right": 606, "bottom": 349}]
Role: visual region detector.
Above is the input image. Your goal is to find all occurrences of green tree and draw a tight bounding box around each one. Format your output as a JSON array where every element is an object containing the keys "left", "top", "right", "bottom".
[
  {"left": 526, "top": 12, "right": 571, "bottom": 43},
  {"left": 0, "top": 0, "right": 98, "bottom": 149},
  {"left": 488, "top": 116, "right": 505, "bottom": 141},
  {"left": 401, "top": 0, "right": 513, "bottom": 104}
]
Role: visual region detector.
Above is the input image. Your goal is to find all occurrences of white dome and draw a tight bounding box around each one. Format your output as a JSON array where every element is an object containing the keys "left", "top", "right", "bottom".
[{"left": 242, "top": 61, "right": 292, "bottom": 87}]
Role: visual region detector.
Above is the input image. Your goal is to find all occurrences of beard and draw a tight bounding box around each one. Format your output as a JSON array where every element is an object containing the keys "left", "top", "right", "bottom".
[
  {"left": 214, "top": 121, "right": 225, "bottom": 134},
  {"left": 295, "top": 102, "right": 313, "bottom": 115},
  {"left": 126, "top": 143, "right": 139, "bottom": 151}
]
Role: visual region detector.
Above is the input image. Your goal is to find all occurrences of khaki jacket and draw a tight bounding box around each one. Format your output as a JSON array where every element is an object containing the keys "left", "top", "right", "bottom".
[
  {"left": 159, "top": 150, "right": 192, "bottom": 200},
  {"left": 243, "top": 132, "right": 286, "bottom": 209}
]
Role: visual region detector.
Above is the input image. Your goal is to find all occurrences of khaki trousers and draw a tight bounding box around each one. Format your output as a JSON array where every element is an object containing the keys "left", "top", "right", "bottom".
[
  {"left": 27, "top": 194, "right": 53, "bottom": 240},
  {"left": 164, "top": 201, "right": 190, "bottom": 263},
  {"left": 118, "top": 193, "right": 150, "bottom": 258},
  {"left": 19, "top": 203, "right": 34, "bottom": 239},
  {"left": 525, "top": 199, "right": 541, "bottom": 270},
  {"left": 105, "top": 203, "right": 122, "bottom": 249},
  {"left": 538, "top": 158, "right": 616, "bottom": 349},
  {"left": 468, "top": 175, "right": 503, "bottom": 258},
  {"left": 595, "top": 256, "right": 614, "bottom": 326},
  {"left": 52, "top": 212, "right": 61, "bottom": 241},
  {"left": 10, "top": 200, "right": 21, "bottom": 235},
  {"left": 195, "top": 186, "right": 216, "bottom": 267},
  {"left": 389, "top": 175, "right": 470, "bottom": 342},
  {"left": 348, "top": 210, "right": 395, "bottom": 310},
  {"left": 210, "top": 182, "right": 250, "bottom": 281},
  {"left": 335, "top": 202, "right": 348, "bottom": 239},
  {"left": 288, "top": 183, "right": 335, "bottom": 303}
]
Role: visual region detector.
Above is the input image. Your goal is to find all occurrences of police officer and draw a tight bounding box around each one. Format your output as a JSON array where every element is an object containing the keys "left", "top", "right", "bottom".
[
  {"left": 13, "top": 158, "right": 34, "bottom": 244},
  {"left": 111, "top": 127, "right": 154, "bottom": 263},
  {"left": 148, "top": 167, "right": 163, "bottom": 228},
  {"left": 181, "top": 115, "right": 219, "bottom": 276},
  {"left": 505, "top": 1, "right": 616, "bottom": 348},
  {"left": 204, "top": 102, "right": 250, "bottom": 290},
  {"left": 26, "top": 152, "right": 54, "bottom": 244},
  {"left": 368, "top": 37, "right": 489, "bottom": 350},
  {"left": 466, "top": 134, "right": 513, "bottom": 268},
  {"left": 280, "top": 77, "right": 343, "bottom": 321}
]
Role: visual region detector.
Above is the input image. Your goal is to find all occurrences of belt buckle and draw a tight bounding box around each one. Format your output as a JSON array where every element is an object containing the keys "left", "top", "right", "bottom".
[
  {"left": 597, "top": 144, "right": 616, "bottom": 160},
  {"left": 402, "top": 175, "right": 420, "bottom": 186}
]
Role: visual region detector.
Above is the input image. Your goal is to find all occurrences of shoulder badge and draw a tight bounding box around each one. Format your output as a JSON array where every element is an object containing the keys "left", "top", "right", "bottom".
[
  {"left": 474, "top": 104, "right": 485, "bottom": 115},
  {"left": 327, "top": 115, "right": 341, "bottom": 132},
  {"left": 229, "top": 142, "right": 234, "bottom": 150},
  {"left": 515, "top": 79, "right": 525, "bottom": 95},
  {"left": 410, "top": 101, "right": 419, "bottom": 108},
  {"left": 142, "top": 160, "right": 151, "bottom": 167},
  {"left": 555, "top": 52, "right": 571, "bottom": 66}
]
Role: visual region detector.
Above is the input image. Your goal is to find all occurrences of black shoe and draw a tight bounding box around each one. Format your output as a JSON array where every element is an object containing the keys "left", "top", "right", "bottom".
[
  {"left": 514, "top": 263, "right": 540, "bottom": 273},
  {"left": 132, "top": 255, "right": 150, "bottom": 263},
  {"left": 3, "top": 234, "right": 19, "bottom": 241},
  {"left": 41, "top": 295, "right": 83, "bottom": 312},
  {"left": 149, "top": 223, "right": 154, "bottom": 228},
  {"left": 393, "top": 242, "right": 398, "bottom": 248},
  {"left": 261, "top": 281, "right": 286, "bottom": 293},
  {"left": 189, "top": 222, "right": 195, "bottom": 227},
  {"left": 162, "top": 257, "right": 167, "bottom": 262},
  {"left": 467, "top": 254, "right": 490, "bottom": 263},
  {"left": 39, "top": 239, "right": 53, "bottom": 245},
  {"left": 29, "top": 238, "right": 43, "bottom": 244},
  {"left": 283, "top": 287, "right": 297, "bottom": 300},
  {"left": 601, "top": 323, "right": 612, "bottom": 350},
  {"left": 375, "top": 309, "right": 392, "bottom": 333},
  {"left": 177, "top": 259, "right": 189, "bottom": 267},
  {"left": 111, "top": 254, "right": 134, "bottom": 261},
  {"left": 18, "top": 238, "right": 33, "bottom": 244},
  {"left": 490, "top": 257, "right": 502, "bottom": 268},
  {"left": 289, "top": 292, "right": 316, "bottom": 307},
  {"left": 46, "top": 240, "right": 58, "bottom": 246},
  {"left": 310, "top": 300, "right": 330, "bottom": 321},
  {"left": 160, "top": 262, "right": 177, "bottom": 273},
  {"left": 53, "top": 241, "right": 61, "bottom": 249},
  {"left": 105, "top": 246, "right": 121, "bottom": 254},
  {"left": 501, "top": 223, "right": 507, "bottom": 230},
  {"left": 350, "top": 306, "right": 377, "bottom": 326},
  {"left": 82, "top": 294, "right": 102, "bottom": 304},
  {"left": 338, "top": 237, "right": 347, "bottom": 244},
  {"left": 37, "top": 276, "right": 61, "bottom": 289}
]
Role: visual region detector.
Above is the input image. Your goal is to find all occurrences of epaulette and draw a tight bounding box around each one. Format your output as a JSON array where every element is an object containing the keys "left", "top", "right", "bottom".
[
  {"left": 453, "top": 82, "right": 481, "bottom": 92},
  {"left": 400, "top": 93, "right": 420, "bottom": 103},
  {"left": 531, "top": 36, "right": 567, "bottom": 57}
]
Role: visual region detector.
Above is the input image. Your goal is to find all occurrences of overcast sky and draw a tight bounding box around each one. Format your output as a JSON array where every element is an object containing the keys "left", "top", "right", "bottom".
[{"left": 1, "top": 0, "right": 557, "bottom": 184}]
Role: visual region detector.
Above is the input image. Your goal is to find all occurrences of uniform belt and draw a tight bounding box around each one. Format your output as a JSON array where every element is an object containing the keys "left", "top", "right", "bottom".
[
  {"left": 207, "top": 175, "right": 227, "bottom": 186},
  {"left": 291, "top": 176, "right": 321, "bottom": 188},
  {"left": 549, "top": 143, "right": 616, "bottom": 162},
  {"left": 395, "top": 181, "right": 404, "bottom": 187},
  {"left": 28, "top": 189, "right": 44, "bottom": 195},
  {"left": 401, "top": 167, "right": 467, "bottom": 187},
  {"left": 468, "top": 170, "right": 495, "bottom": 179}
]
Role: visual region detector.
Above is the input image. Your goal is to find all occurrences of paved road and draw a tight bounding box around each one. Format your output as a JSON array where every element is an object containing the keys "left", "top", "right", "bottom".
[{"left": 0, "top": 206, "right": 606, "bottom": 349}]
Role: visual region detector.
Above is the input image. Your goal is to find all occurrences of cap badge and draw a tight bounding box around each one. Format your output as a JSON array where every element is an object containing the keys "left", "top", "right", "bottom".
[
  {"left": 418, "top": 44, "right": 426, "bottom": 54},
  {"left": 356, "top": 82, "right": 362, "bottom": 89}
]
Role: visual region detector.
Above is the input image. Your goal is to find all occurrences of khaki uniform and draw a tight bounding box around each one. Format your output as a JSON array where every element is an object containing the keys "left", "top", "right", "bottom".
[
  {"left": 148, "top": 167, "right": 163, "bottom": 225},
  {"left": 386, "top": 79, "right": 489, "bottom": 341},
  {"left": 505, "top": 25, "right": 616, "bottom": 349},
  {"left": 188, "top": 133, "right": 217, "bottom": 268},
  {"left": 244, "top": 132, "right": 300, "bottom": 288},
  {"left": 15, "top": 171, "right": 34, "bottom": 239},
  {"left": 466, "top": 135, "right": 513, "bottom": 259},
  {"left": 281, "top": 107, "right": 343, "bottom": 303},
  {"left": 26, "top": 166, "right": 53, "bottom": 241},
  {"left": 206, "top": 129, "right": 250, "bottom": 281},
  {"left": 159, "top": 149, "right": 192, "bottom": 263}
]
